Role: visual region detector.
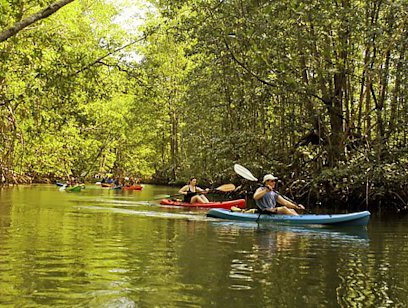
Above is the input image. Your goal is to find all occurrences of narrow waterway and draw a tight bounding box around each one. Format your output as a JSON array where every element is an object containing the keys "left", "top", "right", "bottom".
[{"left": 0, "top": 184, "right": 407, "bottom": 306}]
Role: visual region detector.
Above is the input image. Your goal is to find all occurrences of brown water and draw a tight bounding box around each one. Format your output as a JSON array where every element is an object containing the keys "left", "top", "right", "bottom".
[{"left": 0, "top": 184, "right": 407, "bottom": 307}]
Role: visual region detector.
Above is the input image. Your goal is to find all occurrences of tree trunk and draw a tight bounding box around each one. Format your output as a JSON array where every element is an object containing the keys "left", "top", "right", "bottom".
[
  {"left": 375, "top": 48, "right": 390, "bottom": 157},
  {"left": 170, "top": 108, "right": 178, "bottom": 181}
]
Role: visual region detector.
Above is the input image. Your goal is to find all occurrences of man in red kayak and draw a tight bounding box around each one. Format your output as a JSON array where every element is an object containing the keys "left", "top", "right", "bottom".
[
  {"left": 178, "top": 177, "right": 210, "bottom": 204},
  {"left": 253, "top": 174, "right": 305, "bottom": 215}
]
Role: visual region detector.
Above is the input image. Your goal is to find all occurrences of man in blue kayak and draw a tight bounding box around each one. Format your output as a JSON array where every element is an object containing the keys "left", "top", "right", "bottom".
[{"left": 253, "top": 174, "right": 305, "bottom": 215}]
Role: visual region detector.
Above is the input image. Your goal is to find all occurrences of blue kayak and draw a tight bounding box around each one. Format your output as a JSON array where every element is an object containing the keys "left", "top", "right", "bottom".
[{"left": 207, "top": 209, "right": 370, "bottom": 227}]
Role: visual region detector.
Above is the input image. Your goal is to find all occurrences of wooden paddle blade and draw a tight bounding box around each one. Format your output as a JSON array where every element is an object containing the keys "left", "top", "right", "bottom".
[
  {"left": 215, "top": 183, "right": 236, "bottom": 192},
  {"left": 233, "top": 164, "right": 258, "bottom": 181}
]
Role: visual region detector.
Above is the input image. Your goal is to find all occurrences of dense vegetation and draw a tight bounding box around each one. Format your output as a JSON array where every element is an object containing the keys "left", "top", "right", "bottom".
[{"left": 1, "top": 0, "right": 407, "bottom": 211}]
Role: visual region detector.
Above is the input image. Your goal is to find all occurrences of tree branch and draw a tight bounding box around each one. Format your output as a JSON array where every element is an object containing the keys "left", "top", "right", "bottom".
[
  {"left": 72, "top": 38, "right": 145, "bottom": 76},
  {"left": 223, "top": 37, "right": 276, "bottom": 88},
  {"left": 69, "top": 25, "right": 161, "bottom": 77},
  {"left": 0, "top": 0, "right": 75, "bottom": 43}
]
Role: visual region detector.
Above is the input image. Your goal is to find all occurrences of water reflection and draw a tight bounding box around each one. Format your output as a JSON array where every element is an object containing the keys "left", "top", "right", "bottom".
[
  {"left": 207, "top": 220, "right": 372, "bottom": 305},
  {"left": 1, "top": 185, "right": 408, "bottom": 306},
  {"left": 209, "top": 221, "right": 369, "bottom": 241}
]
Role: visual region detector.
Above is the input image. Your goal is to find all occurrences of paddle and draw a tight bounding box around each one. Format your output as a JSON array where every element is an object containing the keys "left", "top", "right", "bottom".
[
  {"left": 154, "top": 183, "right": 236, "bottom": 200},
  {"left": 233, "top": 164, "right": 303, "bottom": 208},
  {"left": 233, "top": 164, "right": 258, "bottom": 181}
]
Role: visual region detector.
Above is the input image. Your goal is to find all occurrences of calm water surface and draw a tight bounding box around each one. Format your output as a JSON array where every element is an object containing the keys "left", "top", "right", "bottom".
[{"left": 0, "top": 184, "right": 407, "bottom": 307}]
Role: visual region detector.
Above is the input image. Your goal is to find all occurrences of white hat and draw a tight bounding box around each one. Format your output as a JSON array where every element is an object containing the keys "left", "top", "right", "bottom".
[{"left": 263, "top": 174, "right": 278, "bottom": 182}]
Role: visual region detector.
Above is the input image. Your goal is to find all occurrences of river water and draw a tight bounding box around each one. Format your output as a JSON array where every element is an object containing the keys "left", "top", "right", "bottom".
[{"left": 0, "top": 184, "right": 407, "bottom": 307}]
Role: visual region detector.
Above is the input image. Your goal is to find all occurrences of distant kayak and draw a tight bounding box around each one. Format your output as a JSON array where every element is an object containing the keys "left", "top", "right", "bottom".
[
  {"left": 159, "top": 199, "right": 246, "bottom": 210},
  {"left": 101, "top": 183, "right": 114, "bottom": 188},
  {"left": 65, "top": 185, "right": 84, "bottom": 192},
  {"left": 122, "top": 185, "right": 143, "bottom": 191},
  {"left": 56, "top": 182, "right": 65, "bottom": 187},
  {"left": 207, "top": 209, "right": 370, "bottom": 227}
]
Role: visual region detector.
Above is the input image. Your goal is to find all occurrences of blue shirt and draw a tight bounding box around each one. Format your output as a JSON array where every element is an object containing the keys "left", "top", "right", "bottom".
[{"left": 255, "top": 188, "right": 278, "bottom": 211}]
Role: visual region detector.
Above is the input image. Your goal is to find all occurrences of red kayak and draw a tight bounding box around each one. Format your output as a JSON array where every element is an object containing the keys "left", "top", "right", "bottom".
[
  {"left": 123, "top": 185, "right": 143, "bottom": 191},
  {"left": 159, "top": 199, "right": 246, "bottom": 209}
]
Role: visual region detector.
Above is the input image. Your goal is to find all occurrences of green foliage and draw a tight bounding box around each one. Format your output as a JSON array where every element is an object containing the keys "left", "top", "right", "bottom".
[
  {"left": 1, "top": 0, "right": 407, "bottom": 210},
  {"left": 133, "top": 0, "right": 408, "bottom": 209},
  {"left": 0, "top": 0, "right": 146, "bottom": 181}
]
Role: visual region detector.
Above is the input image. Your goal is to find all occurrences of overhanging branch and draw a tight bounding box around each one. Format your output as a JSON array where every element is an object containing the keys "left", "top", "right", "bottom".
[{"left": 0, "top": 0, "right": 76, "bottom": 43}]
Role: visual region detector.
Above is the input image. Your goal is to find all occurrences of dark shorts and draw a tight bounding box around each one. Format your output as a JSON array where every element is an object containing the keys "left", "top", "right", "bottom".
[
  {"left": 184, "top": 192, "right": 197, "bottom": 203},
  {"left": 258, "top": 208, "right": 278, "bottom": 215}
]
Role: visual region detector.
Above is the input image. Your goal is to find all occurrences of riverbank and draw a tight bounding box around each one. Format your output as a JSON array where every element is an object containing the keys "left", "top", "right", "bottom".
[{"left": 2, "top": 175, "right": 406, "bottom": 214}]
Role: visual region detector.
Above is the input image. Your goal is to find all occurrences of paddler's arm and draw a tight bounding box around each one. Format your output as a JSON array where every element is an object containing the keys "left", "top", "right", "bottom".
[
  {"left": 197, "top": 187, "right": 210, "bottom": 194},
  {"left": 253, "top": 186, "right": 270, "bottom": 200},
  {"left": 178, "top": 185, "right": 189, "bottom": 195},
  {"left": 276, "top": 195, "right": 305, "bottom": 210}
]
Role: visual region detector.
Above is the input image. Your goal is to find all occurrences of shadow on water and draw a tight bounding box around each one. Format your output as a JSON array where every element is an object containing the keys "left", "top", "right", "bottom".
[{"left": 208, "top": 220, "right": 370, "bottom": 242}]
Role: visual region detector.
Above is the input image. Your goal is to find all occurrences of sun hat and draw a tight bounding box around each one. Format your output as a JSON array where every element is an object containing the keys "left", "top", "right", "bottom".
[{"left": 263, "top": 174, "right": 278, "bottom": 182}]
